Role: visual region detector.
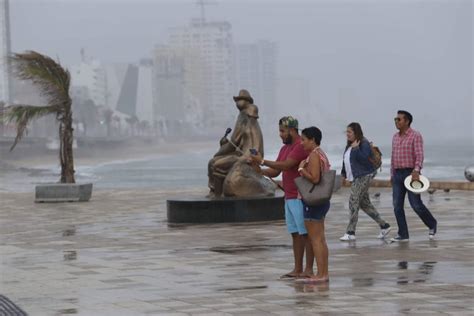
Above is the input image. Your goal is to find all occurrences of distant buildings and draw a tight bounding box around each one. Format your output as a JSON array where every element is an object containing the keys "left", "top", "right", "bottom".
[
  {"left": 66, "top": 18, "right": 278, "bottom": 139},
  {"left": 0, "top": 0, "right": 10, "bottom": 104},
  {"left": 70, "top": 54, "right": 154, "bottom": 133},
  {"left": 152, "top": 45, "right": 186, "bottom": 127},
  {"left": 235, "top": 40, "right": 277, "bottom": 128},
  {"left": 71, "top": 58, "right": 107, "bottom": 108},
  {"left": 166, "top": 19, "right": 235, "bottom": 130},
  {"left": 0, "top": 0, "right": 11, "bottom": 136},
  {"left": 104, "top": 59, "right": 153, "bottom": 122}
]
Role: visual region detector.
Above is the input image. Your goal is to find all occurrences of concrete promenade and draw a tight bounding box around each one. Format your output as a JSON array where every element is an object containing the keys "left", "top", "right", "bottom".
[{"left": 0, "top": 188, "right": 473, "bottom": 315}]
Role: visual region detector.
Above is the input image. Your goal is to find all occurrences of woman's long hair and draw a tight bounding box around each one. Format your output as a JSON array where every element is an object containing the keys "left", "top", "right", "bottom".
[{"left": 346, "top": 122, "right": 364, "bottom": 149}]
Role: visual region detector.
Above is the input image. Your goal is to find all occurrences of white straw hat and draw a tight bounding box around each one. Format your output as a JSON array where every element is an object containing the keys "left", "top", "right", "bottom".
[{"left": 404, "top": 175, "right": 430, "bottom": 194}]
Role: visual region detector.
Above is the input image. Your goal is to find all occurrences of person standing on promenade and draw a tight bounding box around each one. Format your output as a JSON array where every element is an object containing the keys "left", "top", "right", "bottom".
[
  {"left": 249, "top": 116, "right": 314, "bottom": 279},
  {"left": 297, "top": 126, "right": 331, "bottom": 283},
  {"left": 390, "top": 110, "right": 437, "bottom": 242},
  {"left": 340, "top": 122, "right": 391, "bottom": 241}
]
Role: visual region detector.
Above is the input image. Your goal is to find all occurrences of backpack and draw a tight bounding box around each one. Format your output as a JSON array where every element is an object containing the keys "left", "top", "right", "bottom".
[{"left": 368, "top": 142, "right": 382, "bottom": 170}]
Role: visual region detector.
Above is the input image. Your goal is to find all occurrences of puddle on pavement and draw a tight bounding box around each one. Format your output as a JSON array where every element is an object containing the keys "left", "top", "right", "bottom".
[
  {"left": 352, "top": 277, "right": 374, "bottom": 287},
  {"left": 352, "top": 261, "right": 471, "bottom": 287},
  {"left": 56, "top": 308, "right": 77, "bottom": 315},
  {"left": 290, "top": 282, "right": 330, "bottom": 293},
  {"left": 62, "top": 226, "right": 76, "bottom": 237},
  {"left": 398, "top": 261, "right": 408, "bottom": 269},
  {"left": 63, "top": 250, "right": 77, "bottom": 261},
  {"left": 219, "top": 285, "right": 268, "bottom": 292},
  {"left": 299, "top": 261, "right": 473, "bottom": 289},
  {"left": 210, "top": 244, "right": 291, "bottom": 254}
]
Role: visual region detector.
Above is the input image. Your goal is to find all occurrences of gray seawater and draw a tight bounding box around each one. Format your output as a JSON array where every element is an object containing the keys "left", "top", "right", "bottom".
[{"left": 0, "top": 143, "right": 471, "bottom": 193}]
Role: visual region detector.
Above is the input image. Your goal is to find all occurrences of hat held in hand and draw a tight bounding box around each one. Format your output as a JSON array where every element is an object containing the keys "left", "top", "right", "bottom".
[{"left": 404, "top": 174, "right": 430, "bottom": 194}]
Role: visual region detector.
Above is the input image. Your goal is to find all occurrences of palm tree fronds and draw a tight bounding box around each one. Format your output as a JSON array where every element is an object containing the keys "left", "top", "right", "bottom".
[
  {"left": 10, "top": 51, "right": 71, "bottom": 107},
  {"left": 1, "top": 104, "right": 57, "bottom": 151}
]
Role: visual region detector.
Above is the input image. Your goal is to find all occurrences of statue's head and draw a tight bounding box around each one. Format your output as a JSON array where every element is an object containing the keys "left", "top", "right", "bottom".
[
  {"left": 245, "top": 104, "right": 259, "bottom": 119},
  {"left": 233, "top": 89, "right": 254, "bottom": 110},
  {"left": 279, "top": 116, "right": 299, "bottom": 145}
]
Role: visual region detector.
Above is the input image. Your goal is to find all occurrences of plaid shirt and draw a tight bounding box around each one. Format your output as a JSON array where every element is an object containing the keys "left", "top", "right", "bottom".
[{"left": 391, "top": 128, "right": 424, "bottom": 176}]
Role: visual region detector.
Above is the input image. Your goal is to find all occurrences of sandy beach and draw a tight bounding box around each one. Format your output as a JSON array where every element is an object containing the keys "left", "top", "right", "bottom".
[{"left": 1, "top": 138, "right": 217, "bottom": 169}]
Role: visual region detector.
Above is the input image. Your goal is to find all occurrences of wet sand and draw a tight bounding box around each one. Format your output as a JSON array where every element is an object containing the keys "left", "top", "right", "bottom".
[{"left": 1, "top": 139, "right": 216, "bottom": 169}]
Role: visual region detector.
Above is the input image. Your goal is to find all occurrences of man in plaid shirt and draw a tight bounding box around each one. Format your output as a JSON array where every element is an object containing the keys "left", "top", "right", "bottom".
[{"left": 390, "top": 110, "right": 437, "bottom": 242}]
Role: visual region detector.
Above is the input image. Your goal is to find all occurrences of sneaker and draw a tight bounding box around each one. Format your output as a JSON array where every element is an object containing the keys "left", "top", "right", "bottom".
[
  {"left": 429, "top": 225, "right": 437, "bottom": 240},
  {"left": 390, "top": 236, "right": 409, "bottom": 242},
  {"left": 377, "top": 226, "right": 392, "bottom": 239},
  {"left": 340, "top": 233, "right": 356, "bottom": 241}
]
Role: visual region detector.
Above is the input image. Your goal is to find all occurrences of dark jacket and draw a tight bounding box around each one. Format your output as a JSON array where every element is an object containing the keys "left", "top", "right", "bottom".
[{"left": 341, "top": 138, "right": 376, "bottom": 179}]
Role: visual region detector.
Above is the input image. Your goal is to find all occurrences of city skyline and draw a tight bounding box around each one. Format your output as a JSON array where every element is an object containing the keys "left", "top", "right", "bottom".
[
  {"left": 9, "top": 0, "right": 473, "bottom": 144},
  {"left": 64, "top": 16, "right": 279, "bottom": 138}
]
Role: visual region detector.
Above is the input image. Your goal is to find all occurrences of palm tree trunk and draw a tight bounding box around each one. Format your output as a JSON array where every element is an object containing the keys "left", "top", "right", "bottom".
[{"left": 59, "top": 108, "right": 75, "bottom": 183}]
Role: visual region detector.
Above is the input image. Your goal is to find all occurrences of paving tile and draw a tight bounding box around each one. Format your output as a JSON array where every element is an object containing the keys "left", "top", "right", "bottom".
[{"left": 0, "top": 188, "right": 473, "bottom": 315}]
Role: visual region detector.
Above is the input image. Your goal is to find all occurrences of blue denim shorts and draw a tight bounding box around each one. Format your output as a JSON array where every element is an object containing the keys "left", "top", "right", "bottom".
[
  {"left": 285, "top": 199, "right": 307, "bottom": 234},
  {"left": 303, "top": 201, "right": 330, "bottom": 221}
]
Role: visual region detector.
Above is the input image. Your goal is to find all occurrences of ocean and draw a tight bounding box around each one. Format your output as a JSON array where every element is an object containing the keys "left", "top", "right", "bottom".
[{"left": 0, "top": 142, "right": 472, "bottom": 193}]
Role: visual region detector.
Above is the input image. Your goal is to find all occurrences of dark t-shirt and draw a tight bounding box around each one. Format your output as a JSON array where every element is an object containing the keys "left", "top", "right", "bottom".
[{"left": 276, "top": 137, "right": 308, "bottom": 199}]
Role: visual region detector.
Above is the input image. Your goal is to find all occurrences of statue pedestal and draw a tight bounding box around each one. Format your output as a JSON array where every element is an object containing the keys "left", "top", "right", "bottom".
[{"left": 167, "top": 194, "right": 284, "bottom": 223}]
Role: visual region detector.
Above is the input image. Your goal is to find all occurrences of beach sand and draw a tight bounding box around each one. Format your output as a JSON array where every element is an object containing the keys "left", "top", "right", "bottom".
[{"left": 1, "top": 138, "right": 217, "bottom": 169}]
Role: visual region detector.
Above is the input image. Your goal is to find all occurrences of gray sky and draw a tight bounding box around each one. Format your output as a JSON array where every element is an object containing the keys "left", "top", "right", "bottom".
[{"left": 11, "top": 0, "right": 473, "bottom": 144}]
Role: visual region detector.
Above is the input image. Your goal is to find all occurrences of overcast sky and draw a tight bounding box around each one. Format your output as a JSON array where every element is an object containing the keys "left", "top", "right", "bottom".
[{"left": 10, "top": 0, "right": 473, "bottom": 144}]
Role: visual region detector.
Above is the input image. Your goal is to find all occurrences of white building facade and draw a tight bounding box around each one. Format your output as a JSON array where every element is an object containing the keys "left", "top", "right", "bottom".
[
  {"left": 235, "top": 40, "right": 277, "bottom": 128},
  {"left": 0, "top": 0, "right": 10, "bottom": 105},
  {"left": 71, "top": 59, "right": 107, "bottom": 107},
  {"left": 167, "top": 19, "right": 235, "bottom": 129}
]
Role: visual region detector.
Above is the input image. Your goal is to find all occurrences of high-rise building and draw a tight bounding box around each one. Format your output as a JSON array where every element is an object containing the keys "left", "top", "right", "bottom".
[
  {"left": 104, "top": 60, "right": 153, "bottom": 122},
  {"left": 152, "top": 45, "right": 186, "bottom": 123},
  {"left": 71, "top": 59, "right": 107, "bottom": 107},
  {"left": 0, "top": 0, "right": 11, "bottom": 105},
  {"left": 167, "top": 19, "right": 235, "bottom": 129},
  {"left": 235, "top": 40, "right": 277, "bottom": 128},
  {"left": 152, "top": 45, "right": 204, "bottom": 137}
]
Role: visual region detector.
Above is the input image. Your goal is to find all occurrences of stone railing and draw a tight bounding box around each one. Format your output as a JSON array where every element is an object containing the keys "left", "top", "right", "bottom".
[{"left": 342, "top": 179, "right": 474, "bottom": 191}]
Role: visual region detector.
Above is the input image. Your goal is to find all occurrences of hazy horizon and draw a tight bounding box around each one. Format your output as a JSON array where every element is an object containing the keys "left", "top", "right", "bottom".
[{"left": 10, "top": 0, "right": 473, "bottom": 145}]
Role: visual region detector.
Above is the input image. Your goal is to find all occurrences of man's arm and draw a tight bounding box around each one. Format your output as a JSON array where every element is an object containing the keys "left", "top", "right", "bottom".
[
  {"left": 390, "top": 135, "right": 395, "bottom": 179},
  {"left": 411, "top": 132, "right": 424, "bottom": 181},
  {"left": 413, "top": 132, "right": 424, "bottom": 173},
  {"left": 263, "top": 158, "right": 299, "bottom": 171},
  {"left": 261, "top": 167, "right": 281, "bottom": 178}
]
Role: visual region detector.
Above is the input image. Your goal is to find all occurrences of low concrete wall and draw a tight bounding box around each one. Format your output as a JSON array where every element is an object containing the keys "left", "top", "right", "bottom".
[
  {"left": 35, "top": 183, "right": 93, "bottom": 203},
  {"left": 342, "top": 179, "right": 474, "bottom": 191}
]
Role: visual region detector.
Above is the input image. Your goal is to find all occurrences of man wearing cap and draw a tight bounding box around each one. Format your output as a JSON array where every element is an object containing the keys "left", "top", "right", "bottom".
[
  {"left": 390, "top": 110, "right": 438, "bottom": 242},
  {"left": 250, "top": 116, "right": 314, "bottom": 278},
  {"left": 208, "top": 89, "right": 264, "bottom": 197}
]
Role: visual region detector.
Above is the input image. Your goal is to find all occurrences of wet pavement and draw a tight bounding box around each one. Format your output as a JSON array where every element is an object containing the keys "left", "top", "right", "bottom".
[{"left": 0, "top": 188, "right": 473, "bottom": 315}]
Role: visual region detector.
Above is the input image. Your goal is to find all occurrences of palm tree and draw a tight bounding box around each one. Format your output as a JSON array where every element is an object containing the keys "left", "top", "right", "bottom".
[
  {"left": 125, "top": 115, "right": 139, "bottom": 136},
  {"left": 113, "top": 115, "right": 121, "bottom": 136},
  {"left": 0, "top": 51, "right": 75, "bottom": 183}
]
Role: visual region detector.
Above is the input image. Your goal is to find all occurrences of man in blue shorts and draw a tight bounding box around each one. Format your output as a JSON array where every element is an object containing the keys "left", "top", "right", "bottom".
[{"left": 250, "top": 116, "right": 313, "bottom": 278}]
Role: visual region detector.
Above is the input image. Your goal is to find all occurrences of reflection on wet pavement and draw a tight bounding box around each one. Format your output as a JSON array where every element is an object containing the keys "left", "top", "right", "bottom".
[{"left": 0, "top": 188, "right": 473, "bottom": 315}]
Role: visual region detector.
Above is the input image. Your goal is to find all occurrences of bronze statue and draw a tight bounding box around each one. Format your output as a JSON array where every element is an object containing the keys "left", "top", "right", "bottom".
[{"left": 208, "top": 90, "right": 276, "bottom": 197}]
